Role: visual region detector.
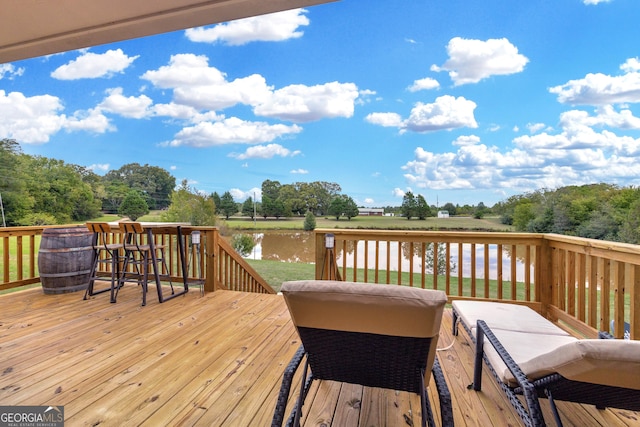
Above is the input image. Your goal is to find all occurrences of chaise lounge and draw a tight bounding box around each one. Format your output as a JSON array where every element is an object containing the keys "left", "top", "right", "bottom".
[
  {"left": 272, "top": 280, "right": 454, "bottom": 427},
  {"left": 452, "top": 300, "right": 640, "bottom": 427}
]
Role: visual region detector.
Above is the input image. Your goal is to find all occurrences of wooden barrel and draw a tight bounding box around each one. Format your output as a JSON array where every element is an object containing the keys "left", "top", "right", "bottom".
[{"left": 38, "top": 226, "right": 94, "bottom": 294}]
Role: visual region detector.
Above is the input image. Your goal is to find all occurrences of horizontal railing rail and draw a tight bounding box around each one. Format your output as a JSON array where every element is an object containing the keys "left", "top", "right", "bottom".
[
  {"left": 1, "top": 224, "right": 275, "bottom": 295},
  {"left": 314, "top": 229, "right": 639, "bottom": 340}
]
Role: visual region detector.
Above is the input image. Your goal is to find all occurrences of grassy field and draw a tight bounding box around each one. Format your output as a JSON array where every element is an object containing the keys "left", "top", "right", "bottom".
[{"left": 221, "top": 214, "right": 514, "bottom": 232}]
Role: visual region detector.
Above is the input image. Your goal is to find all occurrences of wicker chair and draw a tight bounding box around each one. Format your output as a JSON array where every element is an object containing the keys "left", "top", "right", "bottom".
[{"left": 272, "top": 280, "right": 454, "bottom": 427}]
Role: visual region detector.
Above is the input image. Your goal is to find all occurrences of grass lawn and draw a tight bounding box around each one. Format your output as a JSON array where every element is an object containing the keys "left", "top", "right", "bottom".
[{"left": 222, "top": 214, "right": 514, "bottom": 232}]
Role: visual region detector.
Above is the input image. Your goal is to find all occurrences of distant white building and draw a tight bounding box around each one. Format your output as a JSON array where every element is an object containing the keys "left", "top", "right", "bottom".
[
  {"left": 437, "top": 210, "right": 449, "bottom": 218},
  {"left": 359, "top": 208, "right": 384, "bottom": 216}
]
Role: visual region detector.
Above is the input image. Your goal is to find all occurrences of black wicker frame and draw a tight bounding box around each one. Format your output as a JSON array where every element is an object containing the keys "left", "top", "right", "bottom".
[
  {"left": 272, "top": 327, "right": 454, "bottom": 427},
  {"left": 471, "top": 319, "right": 640, "bottom": 427}
]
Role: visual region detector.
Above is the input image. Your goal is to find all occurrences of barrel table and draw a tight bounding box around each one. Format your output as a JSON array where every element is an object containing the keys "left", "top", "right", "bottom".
[{"left": 38, "top": 226, "right": 94, "bottom": 294}]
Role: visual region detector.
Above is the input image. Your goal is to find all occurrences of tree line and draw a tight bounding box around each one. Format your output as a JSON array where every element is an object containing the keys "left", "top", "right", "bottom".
[
  {"left": 0, "top": 139, "right": 175, "bottom": 225},
  {"left": 208, "top": 179, "right": 359, "bottom": 221},
  {"left": 5, "top": 139, "right": 640, "bottom": 244},
  {"left": 493, "top": 183, "right": 640, "bottom": 244}
]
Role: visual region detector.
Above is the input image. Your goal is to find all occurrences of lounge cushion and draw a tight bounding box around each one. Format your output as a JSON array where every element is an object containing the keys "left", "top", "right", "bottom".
[
  {"left": 453, "top": 300, "right": 570, "bottom": 336},
  {"left": 520, "top": 339, "right": 640, "bottom": 390},
  {"left": 281, "top": 280, "right": 447, "bottom": 338},
  {"left": 481, "top": 328, "right": 578, "bottom": 386}
]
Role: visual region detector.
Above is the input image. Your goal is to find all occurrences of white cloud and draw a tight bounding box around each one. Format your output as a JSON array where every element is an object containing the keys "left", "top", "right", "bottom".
[
  {"left": 364, "top": 198, "right": 375, "bottom": 204},
  {"left": 88, "top": 163, "right": 110, "bottom": 173},
  {"left": 165, "top": 118, "right": 302, "bottom": 147},
  {"left": 621, "top": 57, "right": 640, "bottom": 73},
  {"left": 0, "top": 64, "right": 24, "bottom": 80},
  {"left": 254, "top": 81, "right": 360, "bottom": 122},
  {"left": 404, "top": 95, "right": 478, "bottom": 132},
  {"left": 402, "top": 107, "right": 640, "bottom": 193},
  {"left": 367, "top": 95, "right": 477, "bottom": 133},
  {"left": 290, "top": 168, "right": 308, "bottom": 174},
  {"left": 142, "top": 54, "right": 272, "bottom": 111},
  {"left": 0, "top": 90, "right": 65, "bottom": 143},
  {"left": 0, "top": 90, "right": 114, "bottom": 143},
  {"left": 185, "top": 9, "right": 309, "bottom": 45},
  {"left": 549, "top": 59, "right": 640, "bottom": 105},
  {"left": 142, "top": 54, "right": 359, "bottom": 123},
  {"left": 431, "top": 37, "right": 528, "bottom": 85},
  {"left": 365, "top": 112, "right": 403, "bottom": 127},
  {"left": 452, "top": 135, "right": 480, "bottom": 146},
  {"left": 98, "top": 88, "right": 153, "bottom": 119},
  {"left": 527, "top": 123, "right": 547, "bottom": 134},
  {"left": 51, "top": 49, "right": 138, "bottom": 80},
  {"left": 408, "top": 77, "right": 440, "bottom": 92},
  {"left": 230, "top": 143, "right": 301, "bottom": 160},
  {"left": 392, "top": 188, "right": 406, "bottom": 197},
  {"left": 229, "top": 187, "right": 262, "bottom": 202},
  {"left": 583, "top": 0, "right": 612, "bottom": 4},
  {"left": 64, "top": 108, "right": 113, "bottom": 133}
]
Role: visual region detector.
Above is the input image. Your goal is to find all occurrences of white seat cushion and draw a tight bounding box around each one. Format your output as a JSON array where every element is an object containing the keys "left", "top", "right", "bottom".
[
  {"left": 480, "top": 329, "right": 578, "bottom": 386},
  {"left": 453, "top": 300, "right": 570, "bottom": 336}
]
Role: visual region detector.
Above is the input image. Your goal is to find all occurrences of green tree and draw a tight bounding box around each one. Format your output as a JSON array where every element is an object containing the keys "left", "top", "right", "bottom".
[
  {"left": 441, "top": 202, "right": 457, "bottom": 216},
  {"left": 343, "top": 196, "right": 359, "bottom": 220},
  {"left": 415, "top": 195, "right": 430, "bottom": 220},
  {"left": 241, "top": 197, "right": 256, "bottom": 219},
  {"left": 513, "top": 202, "right": 535, "bottom": 231},
  {"left": 162, "top": 180, "right": 216, "bottom": 225},
  {"left": 328, "top": 195, "right": 346, "bottom": 220},
  {"left": 26, "top": 156, "right": 101, "bottom": 223},
  {"left": 104, "top": 163, "right": 175, "bottom": 209},
  {"left": 401, "top": 191, "right": 417, "bottom": 219},
  {"left": 118, "top": 190, "right": 149, "bottom": 221},
  {"left": 473, "top": 202, "right": 488, "bottom": 219},
  {"left": 303, "top": 211, "right": 316, "bottom": 231},
  {"left": 0, "top": 139, "right": 32, "bottom": 225},
  {"left": 220, "top": 191, "right": 237, "bottom": 219},
  {"left": 231, "top": 233, "right": 255, "bottom": 256},
  {"left": 211, "top": 192, "right": 222, "bottom": 215},
  {"left": 102, "top": 181, "right": 130, "bottom": 213}
]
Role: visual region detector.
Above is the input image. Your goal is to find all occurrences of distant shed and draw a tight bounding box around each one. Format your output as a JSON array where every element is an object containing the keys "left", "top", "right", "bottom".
[
  {"left": 359, "top": 208, "right": 384, "bottom": 216},
  {"left": 437, "top": 210, "right": 449, "bottom": 218}
]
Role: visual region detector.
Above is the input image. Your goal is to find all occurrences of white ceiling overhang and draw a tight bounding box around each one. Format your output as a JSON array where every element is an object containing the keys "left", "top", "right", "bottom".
[{"left": 0, "top": 0, "right": 335, "bottom": 64}]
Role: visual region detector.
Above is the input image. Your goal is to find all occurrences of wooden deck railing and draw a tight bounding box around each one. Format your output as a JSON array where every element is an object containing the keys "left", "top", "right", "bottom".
[
  {"left": 314, "top": 228, "right": 639, "bottom": 340},
  {"left": 0, "top": 224, "right": 274, "bottom": 295},
  {"left": 4, "top": 225, "right": 638, "bottom": 339}
]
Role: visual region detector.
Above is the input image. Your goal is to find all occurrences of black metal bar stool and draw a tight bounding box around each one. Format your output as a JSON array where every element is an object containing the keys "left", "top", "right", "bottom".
[
  {"left": 84, "top": 222, "right": 121, "bottom": 302},
  {"left": 115, "top": 222, "right": 174, "bottom": 306}
]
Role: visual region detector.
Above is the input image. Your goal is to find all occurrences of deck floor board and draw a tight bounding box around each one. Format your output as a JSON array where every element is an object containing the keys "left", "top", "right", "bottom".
[{"left": 0, "top": 287, "right": 637, "bottom": 426}]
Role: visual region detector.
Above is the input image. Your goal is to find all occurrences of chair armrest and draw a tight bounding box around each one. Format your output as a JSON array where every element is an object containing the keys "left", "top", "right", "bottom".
[
  {"left": 473, "top": 320, "right": 546, "bottom": 427},
  {"left": 432, "top": 357, "right": 454, "bottom": 426},
  {"left": 473, "top": 320, "right": 539, "bottom": 396},
  {"left": 272, "top": 345, "right": 305, "bottom": 427}
]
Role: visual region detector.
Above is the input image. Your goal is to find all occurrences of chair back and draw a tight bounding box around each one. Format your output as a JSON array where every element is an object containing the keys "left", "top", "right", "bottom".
[
  {"left": 281, "top": 280, "right": 447, "bottom": 393},
  {"left": 86, "top": 222, "right": 116, "bottom": 249},
  {"left": 119, "top": 221, "right": 146, "bottom": 249}
]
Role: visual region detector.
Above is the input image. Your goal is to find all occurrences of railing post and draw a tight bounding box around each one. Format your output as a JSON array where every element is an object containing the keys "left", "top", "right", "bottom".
[
  {"left": 204, "top": 228, "right": 216, "bottom": 292},
  {"left": 538, "top": 236, "right": 553, "bottom": 317},
  {"left": 315, "top": 231, "right": 326, "bottom": 280}
]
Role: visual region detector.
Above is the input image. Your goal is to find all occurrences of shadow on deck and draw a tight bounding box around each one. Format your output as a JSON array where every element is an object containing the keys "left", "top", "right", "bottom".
[{"left": 1, "top": 286, "right": 637, "bottom": 426}]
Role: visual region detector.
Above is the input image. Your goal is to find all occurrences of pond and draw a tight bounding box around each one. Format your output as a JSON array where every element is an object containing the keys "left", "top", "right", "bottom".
[{"left": 233, "top": 230, "right": 530, "bottom": 281}]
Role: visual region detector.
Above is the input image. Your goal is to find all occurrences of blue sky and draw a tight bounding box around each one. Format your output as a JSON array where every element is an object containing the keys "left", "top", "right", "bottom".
[{"left": 2, "top": 0, "right": 640, "bottom": 208}]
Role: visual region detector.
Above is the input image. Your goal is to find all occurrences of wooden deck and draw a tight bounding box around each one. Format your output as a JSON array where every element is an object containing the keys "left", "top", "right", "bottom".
[{"left": 1, "top": 286, "right": 638, "bottom": 426}]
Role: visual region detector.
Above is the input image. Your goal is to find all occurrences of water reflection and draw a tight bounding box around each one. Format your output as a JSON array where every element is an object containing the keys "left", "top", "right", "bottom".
[
  {"left": 237, "top": 230, "right": 530, "bottom": 280},
  {"left": 243, "top": 231, "right": 316, "bottom": 263}
]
